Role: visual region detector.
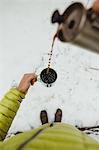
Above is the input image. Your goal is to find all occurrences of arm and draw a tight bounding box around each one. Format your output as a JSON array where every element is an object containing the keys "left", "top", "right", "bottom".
[
  {"left": 0, "top": 88, "right": 25, "bottom": 140},
  {"left": 0, "top": 73, "right": 37, "bottom": 141}
]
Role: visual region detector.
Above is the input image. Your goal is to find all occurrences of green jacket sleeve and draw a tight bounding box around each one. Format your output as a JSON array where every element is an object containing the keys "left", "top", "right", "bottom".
[{"left": 0, "top": 88, "right": 25, "bottom": 141}]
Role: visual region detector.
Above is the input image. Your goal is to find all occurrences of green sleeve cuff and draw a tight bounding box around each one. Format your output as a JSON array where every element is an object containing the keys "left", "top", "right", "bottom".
[{"left": 9, "top": 88, "right": 25, "bottom": 99}]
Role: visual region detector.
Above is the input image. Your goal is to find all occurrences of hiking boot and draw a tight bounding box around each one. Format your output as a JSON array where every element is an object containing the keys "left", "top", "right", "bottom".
[
  {"left": 40, "top": 110, "right": 48, "bottom": 125},
  {"left": 54, "top": 108, "right": 62, "bottom": 122}
]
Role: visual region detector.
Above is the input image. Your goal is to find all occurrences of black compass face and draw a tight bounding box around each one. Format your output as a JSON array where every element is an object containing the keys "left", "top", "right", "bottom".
[{"left": 40, "top": 68, "right": 57, "bottom": 85}]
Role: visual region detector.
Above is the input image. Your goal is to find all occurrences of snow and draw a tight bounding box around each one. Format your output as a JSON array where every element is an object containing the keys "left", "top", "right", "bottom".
[{"left": 1, "top": 0, "right": 99, "bottom": 141}]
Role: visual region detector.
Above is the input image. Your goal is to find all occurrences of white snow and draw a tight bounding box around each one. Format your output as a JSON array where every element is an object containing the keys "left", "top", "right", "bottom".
[{"left": 1, "top": 0, "right": 99, "bottom": 141}]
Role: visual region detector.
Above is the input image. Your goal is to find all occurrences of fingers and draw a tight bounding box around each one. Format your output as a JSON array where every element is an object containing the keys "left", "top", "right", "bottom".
[
  {"left": 30, "top": 74, "right": 37, "bottom": 85},
  {"left": 93, "top": 0, "right": 99, "bottom": 13},
  {"left": 23, "top": 73, "right": 37, "bottom": 84},
  {"left": 24, "top": 73, "right": 37, "bottom": 80}
]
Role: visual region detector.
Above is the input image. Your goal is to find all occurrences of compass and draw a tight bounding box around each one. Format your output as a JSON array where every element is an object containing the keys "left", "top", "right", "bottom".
[{"left": 40, "top": 68, "right": 57, "bottom": 87}]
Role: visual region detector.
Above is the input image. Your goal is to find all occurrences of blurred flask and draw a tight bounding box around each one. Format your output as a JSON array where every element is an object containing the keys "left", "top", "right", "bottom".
[{"left": 51, "top": 2, "right": 99, "bottom": 53}]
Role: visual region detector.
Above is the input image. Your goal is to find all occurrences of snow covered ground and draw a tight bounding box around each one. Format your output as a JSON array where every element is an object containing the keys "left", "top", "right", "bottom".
[{"left": 1, "top": 0, "right": 99, "bottom": 141}]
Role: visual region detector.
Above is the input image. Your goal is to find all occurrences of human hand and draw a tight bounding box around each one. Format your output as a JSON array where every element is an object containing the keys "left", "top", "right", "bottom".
[
  {"left": 17, "top": 73, "right": 37, "bottom": 93},
  {"left": 93, "top": 0, "right": 99, "bottom": 13}
]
